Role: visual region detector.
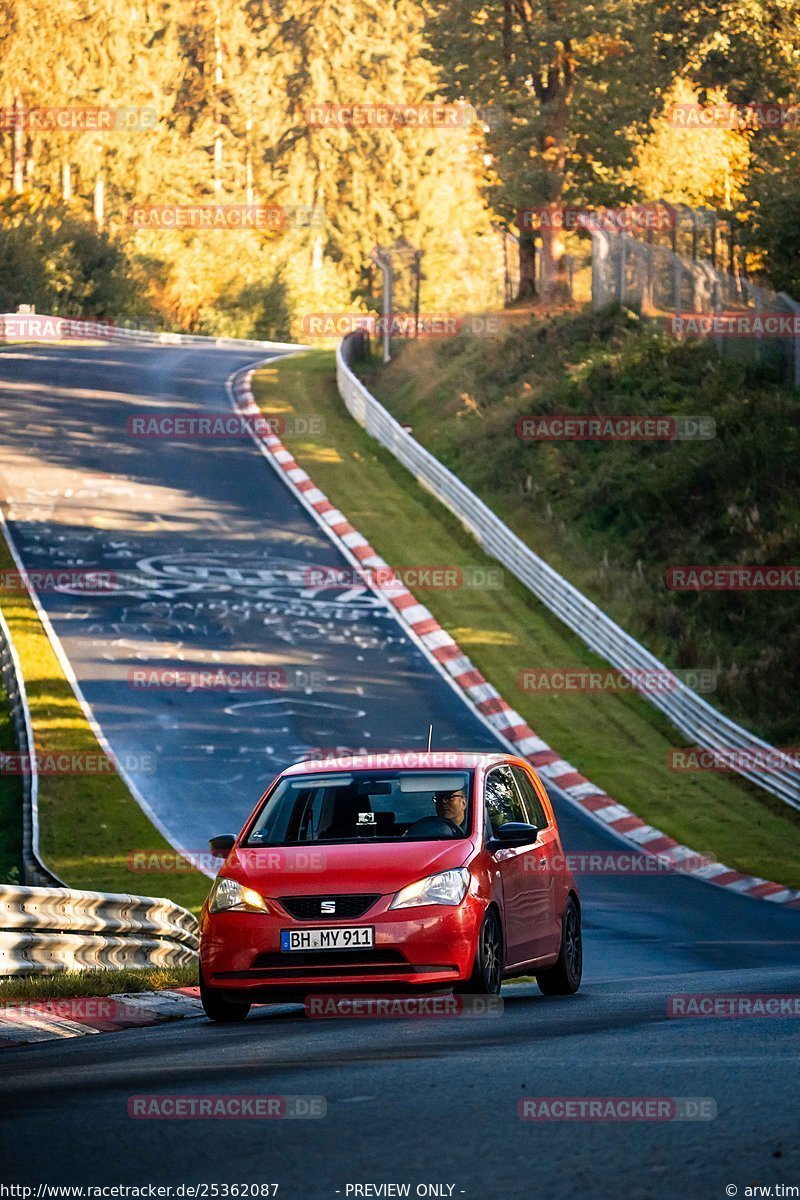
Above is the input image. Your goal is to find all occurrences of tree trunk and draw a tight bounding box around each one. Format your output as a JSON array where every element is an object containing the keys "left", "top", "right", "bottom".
[
  {"left": 517, "top": 231, "right": 538, "bottom": 300},
  {"left": 12, "top": 96, "right": 24, "bottom": 194},
  {"left": 536, "top": 94, "right": 571, "bottom": 300},
  {"left": 539, "top": 223, "right": 563, "bottom": 298}
]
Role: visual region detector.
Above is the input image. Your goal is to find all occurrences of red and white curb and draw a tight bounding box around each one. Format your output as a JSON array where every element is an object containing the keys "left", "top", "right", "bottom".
[
  {"left": 0, "top": 988, "right": 204, "bottom": 1048},
  {"left": 230, "top": 364, "right": 800, "bottom": 910}
]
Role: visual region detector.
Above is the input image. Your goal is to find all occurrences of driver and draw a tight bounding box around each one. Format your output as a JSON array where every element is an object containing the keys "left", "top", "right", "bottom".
[{"left": 433, "top": 787, "right": 468, "bottom": 834}]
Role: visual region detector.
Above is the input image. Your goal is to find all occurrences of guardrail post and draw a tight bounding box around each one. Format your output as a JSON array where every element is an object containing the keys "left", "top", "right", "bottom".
[
  {"left": 615, "top": 237, "right": 626, "bottom": 304},
  {"left": 672, "top": 252, "right": 682, "bottom": 312},
  {"left": 777, "top": 293, "right": 800, "bottom": 389},
  {"left": 371, "top": 247, "right": 394, "bottom": 364}
]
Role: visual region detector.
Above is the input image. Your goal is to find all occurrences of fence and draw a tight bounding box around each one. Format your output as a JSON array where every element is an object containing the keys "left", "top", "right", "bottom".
[
  {"left": 592, "top": 228, "right": 800, "bottom": 388},
  {"left": 494, "top": 225, "right": 581, "bottom": 306},
  {"left": 337, "top": 331, "right": 800, "bottom": 812},
  {"left": 0, "top": 884, "right": 199, "bottom": 976}
]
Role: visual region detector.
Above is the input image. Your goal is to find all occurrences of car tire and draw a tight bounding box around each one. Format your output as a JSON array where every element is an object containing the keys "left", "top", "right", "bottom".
[
  {"left": 199, "top": 965, "right": 251, "bottom": 1023},
  {"left": 457, "top": 908, "right": 503, "bottom": 996},
  {"left": 536, "top": 896, "right": 582, "bottom": 996}
]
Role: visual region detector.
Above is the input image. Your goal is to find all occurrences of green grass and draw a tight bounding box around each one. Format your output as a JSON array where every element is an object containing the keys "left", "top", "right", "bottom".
[
  {"left": 0, "top": 965, "right": 198, "bottom": 1002},
  {"left": 0, "top": 532, "right": 211, "bottom": 911},
  {"left": 251, "top": 349, "right": 800, "bottom": 889}
]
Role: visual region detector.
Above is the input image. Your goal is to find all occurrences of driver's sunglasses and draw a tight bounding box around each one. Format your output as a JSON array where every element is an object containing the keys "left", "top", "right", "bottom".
[{"left": 437, "top": 790, "right": 466, "bottom": 802}]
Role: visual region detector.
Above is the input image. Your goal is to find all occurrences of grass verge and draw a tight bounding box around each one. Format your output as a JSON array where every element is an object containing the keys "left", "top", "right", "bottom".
[
  {"left": 0, "top": 965, "right": 198, "bottom": 1002},
  {"left": 0, "top": 529, "right": 210, "bottom": 910},
  {"left": 251, "top": 350, "right": 800, "bottom": 889}
]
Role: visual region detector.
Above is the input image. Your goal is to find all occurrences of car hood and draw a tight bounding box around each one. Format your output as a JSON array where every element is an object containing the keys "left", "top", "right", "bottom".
[{"left": 222, "top": 837, "right": 477, "bottom": 897}]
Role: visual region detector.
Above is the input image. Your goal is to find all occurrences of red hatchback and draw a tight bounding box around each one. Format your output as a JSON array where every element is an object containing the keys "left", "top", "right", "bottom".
[{"left": 199, "top": 752, "right": 582, "bottom": 1022}]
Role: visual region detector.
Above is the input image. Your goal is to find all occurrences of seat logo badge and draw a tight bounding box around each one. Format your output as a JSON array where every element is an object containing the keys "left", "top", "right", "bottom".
[{"left": 320, "top": 900, "right": 336, "bottom": 914}]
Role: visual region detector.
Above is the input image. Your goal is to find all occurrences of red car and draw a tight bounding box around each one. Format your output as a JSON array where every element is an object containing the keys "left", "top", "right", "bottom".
[{"left": 199, "top": 752, "right": 582, "bottom": 1022}]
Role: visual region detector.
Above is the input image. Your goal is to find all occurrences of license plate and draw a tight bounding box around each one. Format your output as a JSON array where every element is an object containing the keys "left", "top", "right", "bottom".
[{"left": 281, "top": 926, "right": 375, "bottom": 952}]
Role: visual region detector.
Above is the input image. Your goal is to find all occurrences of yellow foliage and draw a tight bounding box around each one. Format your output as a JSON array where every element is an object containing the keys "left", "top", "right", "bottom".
[{"left": 631, "top": 79, "right": 751, "bottom": 210}]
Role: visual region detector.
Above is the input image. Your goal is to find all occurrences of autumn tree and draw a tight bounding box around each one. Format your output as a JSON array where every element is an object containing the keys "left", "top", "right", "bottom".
[{"left": 424, "top": 0, "right": 652, "bottom": 297}]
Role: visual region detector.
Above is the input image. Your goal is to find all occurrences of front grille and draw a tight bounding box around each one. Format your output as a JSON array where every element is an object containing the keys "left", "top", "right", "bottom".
[
  {"left": 278, "top": 894, "right": 380, "bottom": 920},
  {"left": 240, "top": 949, "right": 413, "bottom": 979}
]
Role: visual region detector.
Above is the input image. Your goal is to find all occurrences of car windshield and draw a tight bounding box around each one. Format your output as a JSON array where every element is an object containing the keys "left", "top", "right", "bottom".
[{"left": 246, "top": 770, "right": 474, "bottom": 844}]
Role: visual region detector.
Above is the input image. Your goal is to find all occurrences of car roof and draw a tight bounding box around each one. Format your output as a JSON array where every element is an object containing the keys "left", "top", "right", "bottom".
[{"left": 282, "top": 751, "right": 510, "bottom": 776}]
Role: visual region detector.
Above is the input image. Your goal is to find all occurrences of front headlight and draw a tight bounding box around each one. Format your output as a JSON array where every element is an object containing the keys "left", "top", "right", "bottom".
[
  {"left": 208, "top": 876, "right": 269, "bottom": 914},
  {"left": 389, "top": 868, "right": 470, "bottom": 910}
]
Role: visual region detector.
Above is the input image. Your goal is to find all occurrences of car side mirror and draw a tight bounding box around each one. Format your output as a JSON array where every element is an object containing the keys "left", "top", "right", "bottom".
[
  {"left": 490, "top": 821, "right": 540, "bottom": 848},
  {"left": 209, "top": 834, "right": 236, "bottom": 859}
]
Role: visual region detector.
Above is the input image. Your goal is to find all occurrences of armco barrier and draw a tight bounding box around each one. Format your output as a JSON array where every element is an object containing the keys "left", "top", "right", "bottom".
[
  {"left": 0, "top": 884, "right": 199, "bottom": 976},
  {"left": 336, "top": 331, "right": 800, "bottom": 812},
  {"left": 0, "top": 607, "right": 62, "bottom": 887},
  {"left": 0, "top": 313, "right": 303, "bottom": 354}
]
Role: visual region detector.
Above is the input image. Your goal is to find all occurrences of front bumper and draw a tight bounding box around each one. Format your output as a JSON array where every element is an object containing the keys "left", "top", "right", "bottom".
[{"left": 200, "top": 894, "right": 483, "bottom": 998}]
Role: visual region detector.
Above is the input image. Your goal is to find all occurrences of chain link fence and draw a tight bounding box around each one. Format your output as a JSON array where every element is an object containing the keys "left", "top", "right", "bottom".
[{"left": 592, "top": 228, "right": 800, "bottom": 388}]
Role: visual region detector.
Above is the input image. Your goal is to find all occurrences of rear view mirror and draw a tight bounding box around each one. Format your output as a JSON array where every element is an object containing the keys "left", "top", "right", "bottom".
[
  {"left": 357, "top": 780, "right": 393, "bottom": 795},
  {"left": 209, "top": 834, "right": 236, "bottom": 859}
]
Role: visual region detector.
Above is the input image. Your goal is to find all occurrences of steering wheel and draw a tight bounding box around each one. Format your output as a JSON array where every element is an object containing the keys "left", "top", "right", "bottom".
[{"left": 403, "top": 815, "right": 461, "bottom": 838}]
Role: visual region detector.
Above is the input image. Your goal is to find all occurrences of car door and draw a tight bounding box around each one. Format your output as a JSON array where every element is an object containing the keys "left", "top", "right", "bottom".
[
  {"left": 509, "top": 763, "right": 562, "bottom": 959},
  {"left": 484, "top": 764, "right": 543, "bottom": 966}
]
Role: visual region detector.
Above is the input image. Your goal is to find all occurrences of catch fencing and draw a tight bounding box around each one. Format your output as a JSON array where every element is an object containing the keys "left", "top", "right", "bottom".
[{"left": 592, "top": 228, "right": 800, "bottom": 388}]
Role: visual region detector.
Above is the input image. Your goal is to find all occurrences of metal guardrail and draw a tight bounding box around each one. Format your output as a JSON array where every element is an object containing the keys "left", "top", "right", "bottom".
[
  {"left": 0, "top": 607, "right": 62, "bottom": 887},
  {"left": 0, "top": 313, "right": 303, "bottom": 354},
  {"left": 0, "top": 884, "right": 199, "bottom": 976},
  {"left": 336, "top": 331, "right": 800, "bottom": 812}
]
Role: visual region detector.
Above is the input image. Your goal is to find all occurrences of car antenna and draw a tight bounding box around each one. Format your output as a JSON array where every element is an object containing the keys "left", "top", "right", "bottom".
[{"left": 426, "top": 724, "right": 433, "bottom": 751}]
